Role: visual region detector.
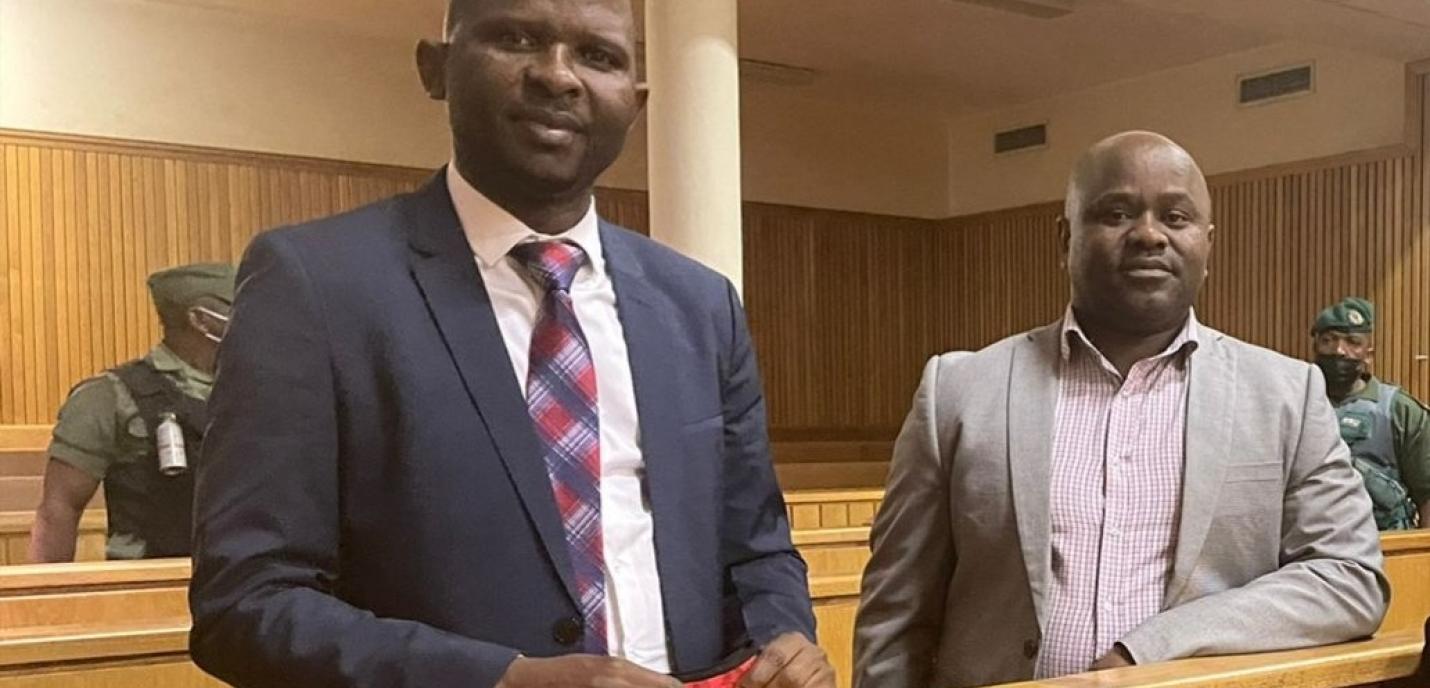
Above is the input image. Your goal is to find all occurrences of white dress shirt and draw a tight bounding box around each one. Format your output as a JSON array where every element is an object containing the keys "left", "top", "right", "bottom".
[{"left": 446, "top": 165, "right": 669, "bottom": 671}]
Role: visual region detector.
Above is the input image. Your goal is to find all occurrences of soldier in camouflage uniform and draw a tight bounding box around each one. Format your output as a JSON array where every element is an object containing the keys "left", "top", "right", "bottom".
[
  {"left": 1311, "top": 297, "right": 1430, "bottom": 530},
  {"left": 28, "top": 263, "right": 235, "bottom": 561}
]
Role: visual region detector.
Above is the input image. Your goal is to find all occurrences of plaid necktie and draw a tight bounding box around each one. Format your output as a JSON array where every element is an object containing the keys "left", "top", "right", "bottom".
[{"left": 509, "top": 239, "right": 607, "bottom": 654}]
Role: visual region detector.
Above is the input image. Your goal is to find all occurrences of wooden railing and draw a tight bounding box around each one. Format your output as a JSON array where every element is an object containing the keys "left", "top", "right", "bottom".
[
  {"left": 0, "top": 559, "right": 215, "bottom": 686},
  {"left": 998, "top": 629, "right": 1424, "bottom": 687},
  {"left": 0, "top": 510, "right": 107, "bottom": 565},
  {"left": 0, "top": 489, "right": 1424, "bottom": 688},
  {"left": 0, "top": 444, "right": 109, "bottom": 566}
]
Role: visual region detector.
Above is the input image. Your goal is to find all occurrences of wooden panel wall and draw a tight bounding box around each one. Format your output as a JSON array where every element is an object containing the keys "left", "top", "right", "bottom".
[
  {"left": 0, "top": 131, "right": 429, "bottom": 425},
  {"left": 5, "top": 98, "right": 1430, "bottom": 441},
  {"left": 744, "top": 200, "right": 1069, "bottom": 439},
  {"left": 752, "top": 78, "right": 1430, "bottom": 439},
  {"left": 888, "top": 148, "right": 1430, "bottom": 416},
  {"left": 1202, "top": 152, "right": 1430, "bottom": 400}
]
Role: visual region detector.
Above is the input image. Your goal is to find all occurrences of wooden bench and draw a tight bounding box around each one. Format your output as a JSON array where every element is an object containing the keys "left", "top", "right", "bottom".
[
  {"left": 0, "top": 450, "right": 106, "bottom": 513},
  {"left": 0, "top": 559, "right": 216, "bottom": 686},
  {"left": 771, "top": 441, "right": 891, "bottom": 491},
  {"left": 0, "top": 509, "right": 107, "bottom": 565},
  {"left": 0, "top": 493, "right": 1423, "bottom": 688},
  {"left": 1381, "top": 530, "right": 1430, "bottom": 633}
]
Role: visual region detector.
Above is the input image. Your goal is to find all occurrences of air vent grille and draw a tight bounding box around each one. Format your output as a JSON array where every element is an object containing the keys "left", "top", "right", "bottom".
[
  {"left": 994, "top": 124, "right": 1047, "bottom": 154},
  {"left": 1239, "top": 64, "right": 1313, "bottom": 105}
]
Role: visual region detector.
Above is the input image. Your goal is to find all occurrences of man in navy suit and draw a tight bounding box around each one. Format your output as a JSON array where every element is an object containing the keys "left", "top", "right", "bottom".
[{"left": 187, "top": 1, "right": 833, "bottom": 687}]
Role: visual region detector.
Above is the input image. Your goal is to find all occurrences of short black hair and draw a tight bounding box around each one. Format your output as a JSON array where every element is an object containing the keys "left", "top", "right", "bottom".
[{"left": 445, "top": 0, "right": 476, "bottom": 38}]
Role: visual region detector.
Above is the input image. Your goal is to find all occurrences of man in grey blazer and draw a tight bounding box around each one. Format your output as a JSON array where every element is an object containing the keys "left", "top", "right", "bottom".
[{"left": 853, "top": 131, "right": 1388, "bottom": 688}]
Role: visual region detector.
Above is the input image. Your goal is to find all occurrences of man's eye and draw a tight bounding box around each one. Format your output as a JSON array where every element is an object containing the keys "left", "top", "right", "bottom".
[
  {"left": 1163, "top": 211, "right": 1191, "bottom": 227},
  {"left": 582, "top": 47, "right": 620, "bottom": 69},
  {"left": 497, "top": 31, "right": 537, "bottom": 49},
  {"left": 1101, "top": 209, "right": 1133, "bottom": 223}
]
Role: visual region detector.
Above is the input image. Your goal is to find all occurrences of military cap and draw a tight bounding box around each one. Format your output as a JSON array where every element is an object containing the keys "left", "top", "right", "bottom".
[
  {"left": 1312, "top": 297, "right": 1375, "bottom": 335},
  {"left": 147, "top": 263, "right": 236, "bottom": 321}
]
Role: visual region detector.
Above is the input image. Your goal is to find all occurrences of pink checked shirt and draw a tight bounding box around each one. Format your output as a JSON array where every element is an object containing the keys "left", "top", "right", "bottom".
[{"left": 1034, "top": 307, "right": 1199, "bottom": 678}]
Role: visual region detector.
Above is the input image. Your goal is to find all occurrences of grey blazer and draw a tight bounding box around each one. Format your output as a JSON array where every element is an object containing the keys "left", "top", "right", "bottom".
[{"left": 852, "top": 321, "right": 1388, "bottom": 688}]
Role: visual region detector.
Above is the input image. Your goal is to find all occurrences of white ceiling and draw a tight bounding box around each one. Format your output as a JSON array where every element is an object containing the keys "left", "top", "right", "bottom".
[{"left": 146, "top": 0, "right": 1430, "bottom": 117}]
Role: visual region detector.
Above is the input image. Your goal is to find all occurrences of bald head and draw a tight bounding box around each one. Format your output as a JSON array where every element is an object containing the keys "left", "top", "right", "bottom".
[
  {"left": 444, "top": 0, "right": 637, "bottom": 40},
  {"left": 1060, "top": 130, "right": 1215, "bottom": 337},
  {"left": 1065, "top": 131, "right": 1210, "bottom": 222}
]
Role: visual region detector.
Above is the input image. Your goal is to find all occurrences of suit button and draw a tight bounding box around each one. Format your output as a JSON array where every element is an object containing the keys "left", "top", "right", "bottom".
[
  {"left": 553, "top": 617, "right": 584, "bottom": 646},
  {"left": 1023, "top": 638, "right": 1040, "bottom": 659}
]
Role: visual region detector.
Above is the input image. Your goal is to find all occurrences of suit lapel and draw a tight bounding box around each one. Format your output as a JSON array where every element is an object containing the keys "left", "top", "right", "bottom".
[
  {"left": 402, "top": 172, "right": 580, "bottom": 605},
  {"left": 1007, "top": 323, "right": 1061, "bottom": 628},
  {"left": 601, "top": 227, "right": 685, "bottom": 511},
  {"left": 1165, "top": 325, "right": 1236, "bottom": 606},
  {"left": 600, "top": 224, "right": 696, "bottom": 659}
]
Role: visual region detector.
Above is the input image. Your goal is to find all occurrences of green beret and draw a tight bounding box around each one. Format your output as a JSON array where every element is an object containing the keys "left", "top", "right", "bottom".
[
  {"left": 1312, "top": 297, "right": 1374, "bottom": 335},
  {"left": 147, "top": 263, "right": 236, "bottom": 320}
]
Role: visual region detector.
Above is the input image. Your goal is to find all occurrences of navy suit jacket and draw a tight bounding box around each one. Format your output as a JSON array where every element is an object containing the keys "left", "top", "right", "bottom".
[{"left": 188, "top": 173, "right": 815, "bottom": 687}]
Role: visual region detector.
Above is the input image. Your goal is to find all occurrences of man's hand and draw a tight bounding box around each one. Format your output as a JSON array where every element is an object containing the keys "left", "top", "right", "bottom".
[
  {"left": 739, "top": 633, "right": 835, "bottom": 688},
  {"left": 1089, "top": 644, "right": 1135, "bottom": 671},
  {"left": 496, "top": 655, "right": 679, "bottom": 688}
]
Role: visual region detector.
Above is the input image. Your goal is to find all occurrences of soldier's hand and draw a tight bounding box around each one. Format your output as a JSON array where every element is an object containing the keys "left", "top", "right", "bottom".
[
  {"left": 496, "top": 654, "right": 680, "bottom": 688},
  {"left": 739, "top": 633, "right": 835, "bottom": 688}
]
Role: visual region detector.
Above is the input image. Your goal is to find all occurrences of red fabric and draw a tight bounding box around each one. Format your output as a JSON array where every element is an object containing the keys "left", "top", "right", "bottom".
[{"left": 682, "top": 657, "right": 756, "bottom": 687}]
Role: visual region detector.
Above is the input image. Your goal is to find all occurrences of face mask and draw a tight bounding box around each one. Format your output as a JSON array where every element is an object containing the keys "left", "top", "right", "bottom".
[
  {"left": 194, "top": 306, "right": 230, "bottom": 345},
  {"left": 1315, "top": 355, "right": 1364, "bottom": 389}
]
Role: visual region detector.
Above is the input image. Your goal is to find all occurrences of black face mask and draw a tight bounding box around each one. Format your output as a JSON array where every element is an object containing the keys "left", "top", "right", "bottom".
[{"left": 1315, "top": 355, "right": 1365, "bottom": 389}]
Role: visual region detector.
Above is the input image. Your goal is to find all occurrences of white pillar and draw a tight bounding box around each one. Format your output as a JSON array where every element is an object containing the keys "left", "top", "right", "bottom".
[{"left": 644, "top": 0, "right": 743, "bottom": 291}]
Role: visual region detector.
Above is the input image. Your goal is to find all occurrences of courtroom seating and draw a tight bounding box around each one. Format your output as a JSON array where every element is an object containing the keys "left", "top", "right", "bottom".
[
  {"left": 0, "top": 452, "right": 1423, "bottom": 688},
  {"left": 0, "top": 509, "right": 107, "bottom": 565},
  {"left": 0, "top": 449, "right": 105, "bottom": 512},
  {"left": 0, "top": 450, "right": 45, "bottom": 477},
  {"left": 0, "top": 450, "right": 46, "bottom": 513},
  {"left": 0, "top": 560, "right": 217, "bottom": 686},
  {"left": 0, "top": 447, "right": 109, "bottom": 565},
  {"left": 0, "top": 502, "right": 1426, "bottom": 688},
  {"left": 770, "top": 440, "right": 891, "bottom": 491}
]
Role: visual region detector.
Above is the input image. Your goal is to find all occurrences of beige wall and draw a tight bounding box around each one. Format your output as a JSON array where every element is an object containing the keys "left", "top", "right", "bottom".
[
  {"left": 0, "top": 0, "right": 453, "bottom": 168},
  {"left": 607, "top": 85, "right": 951, "bottom": 218},
  {"left": 0, "top": 0, "right": 949, "bottom": 218},
  {"left": 946, "top": 42, "right": 1411, "bottom": 215},
  {"left": 2, "top": 2, "right": 1411, "bottom": 220}
]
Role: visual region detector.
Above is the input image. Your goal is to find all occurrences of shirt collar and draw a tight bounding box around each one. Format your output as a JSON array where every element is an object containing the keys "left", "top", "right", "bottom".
[
  {"left": 147, "top": 343, "right": 213, "bottom": 386},
  {"left": 445, "top": 163, "right": 605, "bottom": 277},
  {"left": 1060, "top": 305, "right": 1201, "bottom": 364},
  {"left": 1354, "top": 376, "right": 1384, "bottom": 402}
]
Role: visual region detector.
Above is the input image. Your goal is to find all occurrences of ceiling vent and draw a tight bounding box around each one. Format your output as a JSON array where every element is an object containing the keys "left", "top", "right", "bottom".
[
  {"left": 949, "top": 0, "right": 1075, "bottom": 19},
  {"left": 994, "top": 124, "right": 1048, "bottom": 154},
  {"left": 1238, "top": 64, "right": 1314, "bottom": 106}
]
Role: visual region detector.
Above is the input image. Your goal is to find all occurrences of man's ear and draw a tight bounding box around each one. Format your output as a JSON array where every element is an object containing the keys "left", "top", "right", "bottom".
[
  {"left": 416, "top": 39, "right": 450, "bottom": 101},
  {"left": 1205, "top": 223, "right": 1216, "bottom": 278},
  {"left": 635, "top": 81, "right": 650, "bottom": 111},
  {"left": 1057, "top": 216, "right": 1071, "bottom": 269},
  {"left": 185, "top": 306, "right": 208, "bottom": 335},
  {"left": 626, "top": 82, "right": 650, "bottom": 134}
]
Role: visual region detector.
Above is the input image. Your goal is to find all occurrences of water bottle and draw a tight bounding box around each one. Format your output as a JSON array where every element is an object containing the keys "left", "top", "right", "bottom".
[{"left": 156, "top": 412, "right": 188, "bottom": 476}]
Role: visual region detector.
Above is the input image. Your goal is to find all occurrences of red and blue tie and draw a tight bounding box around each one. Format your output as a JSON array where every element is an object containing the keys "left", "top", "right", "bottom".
[{"left": 509, "top": 240, "right": 607, "bottom": 655}]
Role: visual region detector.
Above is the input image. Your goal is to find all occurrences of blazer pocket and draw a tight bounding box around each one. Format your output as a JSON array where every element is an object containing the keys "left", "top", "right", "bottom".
[{"left": 1225, "top": 461, "right": 1283, "bottom": 483}]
